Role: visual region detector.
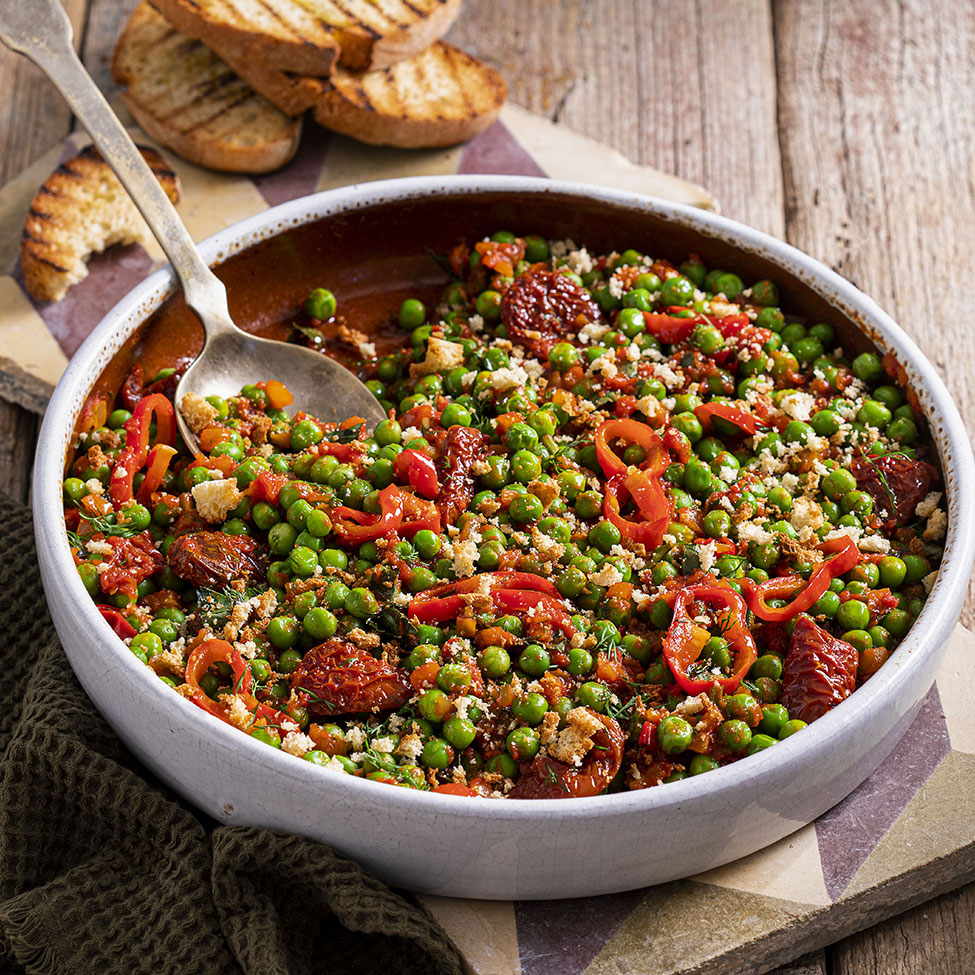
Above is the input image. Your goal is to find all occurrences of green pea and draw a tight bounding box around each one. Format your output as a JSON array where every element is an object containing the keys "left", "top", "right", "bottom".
[
  {"left": 812, "top": 590, "right": 841, "bottom": 617},
  {"left": 657, "top": 715, "right": 693, "bottom": 754},
  {"left": 821, "top": 468, "right": 857, "bottom": 500},
  {"left": 398, "top": 298, "right": 426, "bottom": 330},
  {"left": 510, "top": 449, "right": 542, "bottom": 483},
  {"left": 689, "top": 754, "right": 720, "bottom": 775},
  {"left": 671, "top": 411, "right": 704, "bottom": 444},
  {"left": 506, "top": 727, "right": 540, "bottom": 761},
  {"left": 345, "top": 587, "right": 379, "bottom": 619},
  {"left": 288, "top": 545, "right": 318, "bottom": 578},
  {"left": 524, "top": 235, "right": 550, "bottom": 262},
  {"left": 660, "top": 274, "right": 695, "bottom": 305},
  {"left": 718, "top": 719, "right": 752, "bottom": 752},
  {"left": 305, "top": 287, "right": 337, "bottom": 320},
  {"left": 577, "top": 681, "right": 611, "bottom": 713},
  {"left": 588, "top": 520, "right": 622, "bottom": 553},
  {"left": 519, "top": 644, "right": 551, "bottom": 677},
  {"left": 303, "top": 607, "right": 338, "bottom": 640},
  {"left": 319, "top": 548, "right": 348, "bottom": 571},
  {"left": 887, "top": 416, "right": 918, "bottom": 443},
  {"left": 811, "top": 409, "right": 841, "bottom": 436},
  {"left": 268, "top": 616, "right": 300, "bottom": 649},
  {"left": 778, "top": 719, "right": 808, "bottom": 740},
  {"left": 750, "top": 280, "right": 779, "bottom": 306},
  {"left": 852, "top": 352, "right": 884, "bottom": 385},
  {"left": 421, "top": 738, "right": 454, "bottom": 770},
  {"left": 479, "top": 645, "right": 511, "bottom": 678},
  {"left": 443, "top": 715, "right": 477, "bottom": 750},
  {"left": 512, "top": 692, "right": 549, "bottom": 726},
  {"left": 509, "top": 493, "right": 544, "bottom": 523}
]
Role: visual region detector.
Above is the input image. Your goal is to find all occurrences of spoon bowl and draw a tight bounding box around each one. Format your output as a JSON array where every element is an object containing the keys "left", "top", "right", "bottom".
[
  {"left": 0, "top": 0, "right": 385, "bottom": 446},
  {"left": 175, "top": 326, "right": 386, "bottom": 445}
]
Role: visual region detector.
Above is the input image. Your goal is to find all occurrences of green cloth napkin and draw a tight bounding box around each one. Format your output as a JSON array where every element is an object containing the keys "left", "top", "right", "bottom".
[{"left": 0, "top": 494, "right": 463, "bottom": 975}]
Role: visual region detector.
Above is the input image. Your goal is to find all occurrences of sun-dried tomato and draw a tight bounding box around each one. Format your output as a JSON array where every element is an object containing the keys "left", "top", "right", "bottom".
[
  {"left": 437, "top": 425, "right": 488, "bottom": 523},
  {"left": 508, "top": 711, "right": 625, "bottom": 799},
  {"left": 500, "top": 266, "right": 600, "bottom": 358},
  {"left": 119, "top": 364, "right": 143, "bottom": 412},
  {"left": 851, "top": 453, "right": 939, "bottom": 527},
  {"left": 780, "top": 616, "right": 858, "bottom": 723},
  {"left": 290, "top": 640, "right": 412, "bottom": 716},
  {"left": 166, "top": 531, "right": 265, "bottom": 588},
  {"left": 97, "top": 531, "right": 164, "bottom": 599}
]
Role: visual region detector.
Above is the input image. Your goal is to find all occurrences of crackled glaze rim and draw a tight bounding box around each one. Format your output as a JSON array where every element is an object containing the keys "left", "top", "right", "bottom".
[{"left": 32, "top": 175, "right": 975, "bottom": 829}]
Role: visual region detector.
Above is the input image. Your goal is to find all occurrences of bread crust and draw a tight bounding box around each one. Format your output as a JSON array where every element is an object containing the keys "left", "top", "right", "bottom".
[
  {"left": 21, "top": 145, "right": 180, "bottom": 303},
  {"left": 113, "top": 3, "right": 303, "bottom": 174},
  {"left": 147, "top": 0, "right": 462, "bottom": 74}
]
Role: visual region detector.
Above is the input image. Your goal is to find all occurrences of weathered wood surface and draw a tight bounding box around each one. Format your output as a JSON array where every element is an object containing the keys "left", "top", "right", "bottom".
[{"left": 1, "top": 0, "right": 973, "bottom": 971}]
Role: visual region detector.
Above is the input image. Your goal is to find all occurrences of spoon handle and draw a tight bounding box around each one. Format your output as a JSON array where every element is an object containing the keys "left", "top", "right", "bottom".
[{"left": 0, "top": 1, "right": 238, "bottom": 339}]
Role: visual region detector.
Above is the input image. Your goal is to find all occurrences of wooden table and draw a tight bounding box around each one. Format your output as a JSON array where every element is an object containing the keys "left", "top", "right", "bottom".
[{"left": 2, "top": 1, "right": 973, "bottom": 972}]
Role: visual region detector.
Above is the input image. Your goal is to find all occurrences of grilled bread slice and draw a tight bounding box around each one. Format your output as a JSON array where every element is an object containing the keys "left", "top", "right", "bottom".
[
  {"left": 21, "top": 145, "right": 180, "bottom": 303},
  {"left": 311, "top": 43, "right": 507, "bottom": 148},
  {"left": 148, "top": 0, "right": 462, "bottom": 73},
  {"left": 112, "top": 3, "right": 302, "bottom": 174},
  {"left": 197, "top": 40, "right": 506, "bottom": 148}
]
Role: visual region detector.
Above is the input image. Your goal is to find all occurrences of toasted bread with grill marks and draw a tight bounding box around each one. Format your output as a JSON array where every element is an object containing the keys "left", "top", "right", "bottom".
[
  {"left": 311, "top": 42, "right": 507, "bottom": 148},
  {"left": 21, "top": 145, "right": 180, "bottom": 303},
  {"left": 148, "top": 0, "right": 462, "bottom": 73},
  {"left": 112, "top": 3, "right": 302, "bottom": 174},
  {"left": 197, "top": 40, "right": 506, "bottom": 148}
]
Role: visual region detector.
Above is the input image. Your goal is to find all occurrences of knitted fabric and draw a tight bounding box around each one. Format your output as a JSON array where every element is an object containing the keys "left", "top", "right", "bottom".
[{"left": 0, "top": 494, "right": 463, "bottom": 975}]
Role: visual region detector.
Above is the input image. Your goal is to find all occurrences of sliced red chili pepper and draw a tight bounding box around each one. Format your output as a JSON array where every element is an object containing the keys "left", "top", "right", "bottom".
[
  {"left": 431, "top": 783, "right": 479, "bottom": 797},
  {"left": 97, "top": 605, "right": 137, "bottom": 639},
  {"left": 603, "top": 469, "right": 670, "bottom": 550},
  {"left": 331, "top": 484, "right": 404, "bottom": 543},
  {"left": 694, "top": 402, "right": 764, "bottom": 436},
  {"left": 594, "top": 417, "right": 668, "bottom": 478},
  {"left": 135, "top": 443, "right": 177, "bottom": 504},
  {"left": 642, "top": 312, "right": 697, "bottom": 344},
  {"left": 109, "top": 393, "right": 177, "bottom": 506},
  {"left": 183, "top": 638, "right": 253, "bottom": 724},
  {"left": 741, "top": 536, "right": 861, "bottom": 622},
  {"left": 663, "top": 583, "right": 757, "bottom": 695},
  {"left": 492, "top": 590, "right": 577, "bottom": 640},
  {"left": 395, "top": 449, "right": 440, "bottom": 499},
  {"left": 246, "top": 470, "right": 289, "bottom": 506},
  {"left": 399, "top": 492, "right": 442, "bottom": 537}
]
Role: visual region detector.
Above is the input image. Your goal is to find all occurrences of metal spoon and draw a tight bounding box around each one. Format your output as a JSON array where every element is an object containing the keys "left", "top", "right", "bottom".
[{"left": 0, "top": 0, "right": 385, "bottom": 449}]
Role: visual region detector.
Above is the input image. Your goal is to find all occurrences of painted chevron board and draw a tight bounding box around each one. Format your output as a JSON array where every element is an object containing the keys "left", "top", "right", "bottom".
[
  {"left": 418, "top": 623, "right": 975, "bottom": 975},
  {"left": 0, "top": 104, "right": 714, "bottom": 414}
]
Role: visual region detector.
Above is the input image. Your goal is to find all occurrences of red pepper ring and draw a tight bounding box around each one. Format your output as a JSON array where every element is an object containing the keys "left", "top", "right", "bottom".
[
  {"left": 331, "top": 484, "right": 404, "bottom": 543},
  {"left": 594, "top": 417, "right": 668, "bottom": 479},
  {"left": 109, "top": 393, "right": 177, "bottom": 506},
  {"left": 394, "top": 449, "right": 441, "bottom": 499},
  {"left": 740, "top": 535, "right": 861, "bottom": 622},
  {"left": 183, "top": 638, "right": 253, "bottom": 724},
  {"left": 97, "top": 605, "right": 137, "bottom": 639},
  {"left": 135, "top": 444, "right": 177, "bottom": 504},
  {"left": 662, "top": 584, "right": 757, "bottom": 695},
  {"left": 603, "top": 469, "right": 670, "bottom": 551},
  {"left": 693, "top": 402, "right": 765, "bottom": 437},
  {"left": 408, "top": 586, "right": 577, "bottom": 640},
  {"left": 411, "top": 571, "right": 561, "bottom": 606}
]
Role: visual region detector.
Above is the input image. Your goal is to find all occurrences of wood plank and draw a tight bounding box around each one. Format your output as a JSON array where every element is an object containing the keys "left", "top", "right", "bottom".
[
  {"left": 447, "top": 0, "right": 784, "bottom": 236},
  {"left": 774, "top": 0, "right": 975, "bottom": 628},
  {"left": 771, "top": 954, "right": 828, "bottom": 975},
  {"left": 775, "top": 0, "right": 975, "bottom": 971},
  {"left": 80, "top": 0, "right": 141, "bottom": 97},
  {"left": 0, "top": 0, "right": 87, "bottom": 185},
  {"left": 0, "top": 400, "right": 38, "bottom": 504},
  {"left": 831, "top": 881, "right": 975, "bottom": 975}
]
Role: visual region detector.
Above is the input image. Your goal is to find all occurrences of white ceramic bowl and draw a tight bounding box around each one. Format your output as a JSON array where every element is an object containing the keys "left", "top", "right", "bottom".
[{"left": 32, "top": 176, "right": 975, "bottom": 899}]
